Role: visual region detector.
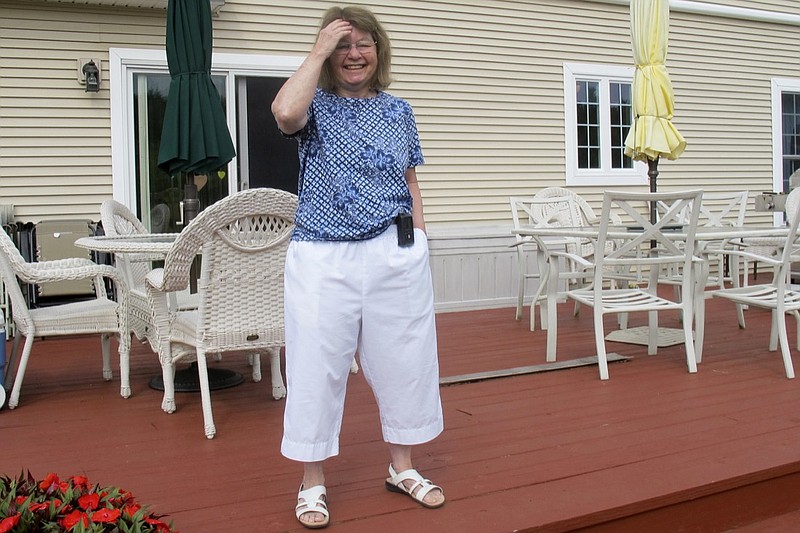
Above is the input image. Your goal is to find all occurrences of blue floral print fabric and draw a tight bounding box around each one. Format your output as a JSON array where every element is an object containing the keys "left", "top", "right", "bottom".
[{"left": 290, "top": 88, "right": 424, "bottom": 241}]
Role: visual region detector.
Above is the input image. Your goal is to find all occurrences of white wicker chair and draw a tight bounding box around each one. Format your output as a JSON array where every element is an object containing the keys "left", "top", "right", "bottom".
[
  {"left": 510, "top": 194, "right": 586, "bottom": 333},
  {"left": 100, "top": 200, "right": 199, "bottom": 346},
  {"left": 534, "top": 187, "right": 625, "bottom": 229},
  {"left": 525, "top": 187, "right": 626, "bottom": 332},
  {"left": 0, "top": 228, "right": 130, "bottom": 408},
  {"left": 145, "top": 188, "right": 297, "bottom": 438},
  {"left": 100, "top": 200, "right": 157, "bottom": 344}
]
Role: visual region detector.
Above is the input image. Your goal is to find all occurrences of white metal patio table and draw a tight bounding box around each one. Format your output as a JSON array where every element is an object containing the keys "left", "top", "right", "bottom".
[{"left": 513, "top": 224, "right": 791, "bottom": 363}]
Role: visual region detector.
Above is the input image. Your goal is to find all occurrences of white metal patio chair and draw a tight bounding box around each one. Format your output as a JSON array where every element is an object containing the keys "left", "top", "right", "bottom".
[
  {"left": 656, "top": 191, "right": 749, "bottom": 324},
  {"left": 737, "top": 188, "right": 800, "bottom": 291},
  {"left": 563, "top": 190, "right": 704, "bottom": 380},
  {"left": 145, "top": 187, "right": 297, "bottom": 438},
  {"left": 0, "top": 228, "right": 130, "bottom": 408},
  {"left": 709, "top": 198, "right": 800, "bottom": 379},
  {"left": 689, "top": 190, "right": 749, "bottom": 286}
]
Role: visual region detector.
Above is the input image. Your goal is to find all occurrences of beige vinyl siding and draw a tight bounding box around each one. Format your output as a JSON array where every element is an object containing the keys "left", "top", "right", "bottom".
[
  {"left": 188, "top": 0, "right": 800, "bottom": 226},
  {"left": 0, "top": 2, "right": 165, "bottom": 221},
  {"left": 666, "top": 10, "right": 798, "bottom": 199},
  {"left": 210, "top": 0, "right": 639, "bottom": 227},
  {"left": 1, "top": 0, "right": 799, "bottom": 228}
]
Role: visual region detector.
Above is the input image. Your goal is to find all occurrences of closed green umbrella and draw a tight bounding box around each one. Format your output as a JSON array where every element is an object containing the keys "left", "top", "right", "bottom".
[
  {"left": 157, "top": 0, "right": 235, "bottom": 214},
  {"left": 155, "top": 1, "right": 238, "bottom": 386}
]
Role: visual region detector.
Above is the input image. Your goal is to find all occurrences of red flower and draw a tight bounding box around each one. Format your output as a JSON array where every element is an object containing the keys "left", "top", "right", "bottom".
[
  {"left": 123, "top": 502, "right": 142, "bottom": 517},
  {"left": 70, "top": 475, "right": 89, "bottom": 490},
  {"left": 146, "top": 517, "right": 173, "bottom": 531},
  {"left": 1, "top": 472, "right": 178, "bottom": 532},
  {"left": 60, "top": 509, "right": 89, "bottom": 530},
  {"left": 38, "top": 473, "right": 60, "bottom": 491},
  {"left": 155, "top": 523, "right": 175, "bottom": 533},
  {"left": 78, "top": 492, "right": 100, "bottom": 511},
  {"left": 0, "top": 514, "right": 20, "bottom": 533},
  {"left": 92, "top": 508, "right": 122, "bottom": 523},
  {"left": 114, "top": 489, "right": 134, "bottom": 505},
  {"left": 29, "top": 501, "right": 51, "bottom": 512}
]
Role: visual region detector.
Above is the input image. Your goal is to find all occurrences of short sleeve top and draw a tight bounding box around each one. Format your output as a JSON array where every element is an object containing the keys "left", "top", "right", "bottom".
[{"left": 290, "top": 88, "right": 424, "bottom": 241}]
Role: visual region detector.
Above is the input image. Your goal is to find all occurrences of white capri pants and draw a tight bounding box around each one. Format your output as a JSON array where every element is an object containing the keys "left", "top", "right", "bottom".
[{"left": 281, "top": 226, "right": 444, "bottom": 462}]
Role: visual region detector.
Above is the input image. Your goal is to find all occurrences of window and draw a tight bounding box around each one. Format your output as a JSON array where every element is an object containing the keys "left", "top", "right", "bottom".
[
  {"left": 772, "top": 79, "right": 800, "bottom": 191},
  {"left": 109, "top": 48, "right": 302, "bottom": 226},
  {"left": 783, "top": 91, "right": 800, "bottom": 184},
  {"left": 564, "top": 63, "right": 644, "bottom": 186}
]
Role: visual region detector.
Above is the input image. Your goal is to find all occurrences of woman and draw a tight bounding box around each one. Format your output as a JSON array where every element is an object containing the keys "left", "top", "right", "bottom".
[{"left": 271, "top": 5, "right": 445, "bottom": 530}]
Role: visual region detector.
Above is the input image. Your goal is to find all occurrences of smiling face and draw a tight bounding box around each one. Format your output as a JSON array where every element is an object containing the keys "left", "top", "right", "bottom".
[{"left": 329, "top": 27, "right": 378, "bottom": 98}]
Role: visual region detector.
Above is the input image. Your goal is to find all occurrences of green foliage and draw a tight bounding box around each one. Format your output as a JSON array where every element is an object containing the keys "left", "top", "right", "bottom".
[{"left": 0, "top": 471, "right": 178, "bottom": 533}]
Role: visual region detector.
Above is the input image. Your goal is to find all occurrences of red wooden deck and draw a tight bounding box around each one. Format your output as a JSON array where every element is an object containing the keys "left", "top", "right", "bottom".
[{"left": 3, "top": 296, "right": 800, "bottom": 532}]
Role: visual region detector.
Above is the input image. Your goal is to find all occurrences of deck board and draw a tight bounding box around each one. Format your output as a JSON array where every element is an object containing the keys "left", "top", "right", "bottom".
[{"left": 3, "top": 295, "right": 800, "bottom": 532}]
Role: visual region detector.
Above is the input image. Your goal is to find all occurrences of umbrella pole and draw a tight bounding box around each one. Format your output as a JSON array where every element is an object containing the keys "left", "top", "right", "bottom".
[
  {"left": 648, "top": 156, "right": 660, "bottom": 224},
  {"left": 183, "top": 172, "right": 200, "bottom": 225},
  {"left": 183, "top": 172, "right": 200, "bottom": 293}
]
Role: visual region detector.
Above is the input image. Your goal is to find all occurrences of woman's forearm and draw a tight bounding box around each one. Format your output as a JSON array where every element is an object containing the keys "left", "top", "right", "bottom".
[
  {"left": 271, "top": 18, "right": 353, "bottom": 134},
  {"left": 271, "top": 51, "right": 327, "bottom": 134}
]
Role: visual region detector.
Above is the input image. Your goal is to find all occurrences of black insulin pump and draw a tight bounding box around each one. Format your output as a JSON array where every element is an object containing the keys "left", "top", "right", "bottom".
[{"left": 396, "top": 213, "right": 415, "bottom": 247}]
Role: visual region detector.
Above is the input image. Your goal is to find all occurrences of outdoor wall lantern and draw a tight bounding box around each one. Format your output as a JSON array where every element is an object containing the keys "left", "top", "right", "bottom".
[{"left": 78, "top": 59, "right": 101, "bottom": 92}]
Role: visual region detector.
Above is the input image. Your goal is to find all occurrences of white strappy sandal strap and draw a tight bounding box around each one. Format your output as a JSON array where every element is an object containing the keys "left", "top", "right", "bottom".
[
  {"left": 385, "top": 464, "right": 445, "bottom": 509},
  {"left": 295, "top": 484, "right": 329, "bottom": 529}
]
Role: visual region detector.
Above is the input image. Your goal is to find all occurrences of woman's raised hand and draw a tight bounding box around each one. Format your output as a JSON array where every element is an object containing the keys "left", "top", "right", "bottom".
[{"left": 313, "top": 19, "right": 353, "bottom": 58}]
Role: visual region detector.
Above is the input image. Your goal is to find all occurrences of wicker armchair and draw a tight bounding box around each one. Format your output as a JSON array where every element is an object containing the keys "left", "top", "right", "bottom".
[
  {"left": 145, "top": 188, "right": 297, "bottom": 438},
  {"left": 100, "top": 200, "right": 199, "bottom": 347},
  {"left": 0, "top": 228, "right": 129, "bottom": 408},
  {"left": 100, "top": 200, "right": 157, "bottom": 344}
]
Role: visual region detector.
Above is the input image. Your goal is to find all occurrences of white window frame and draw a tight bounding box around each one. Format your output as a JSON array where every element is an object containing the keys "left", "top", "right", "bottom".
[
  {"left": 770, "top": 77, "right": 800, "bottom": 225},
  {"left": 108, "top": 47, "right": 302, "bottom": 212},
  {"left": 563, "top": 62, "right": 645, "bottom": 187}
]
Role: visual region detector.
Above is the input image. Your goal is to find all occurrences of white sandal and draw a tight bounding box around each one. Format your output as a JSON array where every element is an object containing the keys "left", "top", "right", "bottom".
[
  {"left": 295, "top": 484, "right": 330, "bottom": 529},
  {"left": 385, "top": 464, "right": 445, "bottom": 509}
]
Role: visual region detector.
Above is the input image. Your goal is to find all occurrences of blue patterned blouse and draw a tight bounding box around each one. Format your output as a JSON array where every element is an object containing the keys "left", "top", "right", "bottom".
[{"left": 289, "top": 88, "right": 425, "bottom": 241}]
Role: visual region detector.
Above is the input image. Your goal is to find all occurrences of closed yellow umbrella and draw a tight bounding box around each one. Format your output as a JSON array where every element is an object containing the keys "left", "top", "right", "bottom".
[{"left": 624, "top": 0, "right": 686, "bottom": 201}]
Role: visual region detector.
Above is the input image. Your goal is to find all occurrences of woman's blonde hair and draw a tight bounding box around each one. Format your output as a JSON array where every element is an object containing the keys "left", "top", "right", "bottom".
[{"left": 318, "top": 6, "right": 392, "bottom": 92}]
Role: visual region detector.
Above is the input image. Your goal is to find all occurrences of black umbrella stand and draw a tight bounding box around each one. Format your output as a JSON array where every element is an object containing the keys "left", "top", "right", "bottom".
[{"left": 149, "top": 364, "right": 244, "bottom": 392}]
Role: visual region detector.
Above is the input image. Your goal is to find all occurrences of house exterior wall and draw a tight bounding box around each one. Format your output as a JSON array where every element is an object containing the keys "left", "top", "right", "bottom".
[{"left": 1, "top": 0, "right": 799, "bottom": 310}]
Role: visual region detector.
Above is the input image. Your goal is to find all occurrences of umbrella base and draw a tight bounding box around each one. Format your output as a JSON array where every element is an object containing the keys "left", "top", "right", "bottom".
[{"left": 148, "top": 362, "right": 245, "bottom": 392}]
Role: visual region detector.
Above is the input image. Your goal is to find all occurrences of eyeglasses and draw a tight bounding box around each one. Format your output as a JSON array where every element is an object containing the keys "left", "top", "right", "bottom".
[{"left": 333, "top": 40, "right": 377, "bottom": 55}]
